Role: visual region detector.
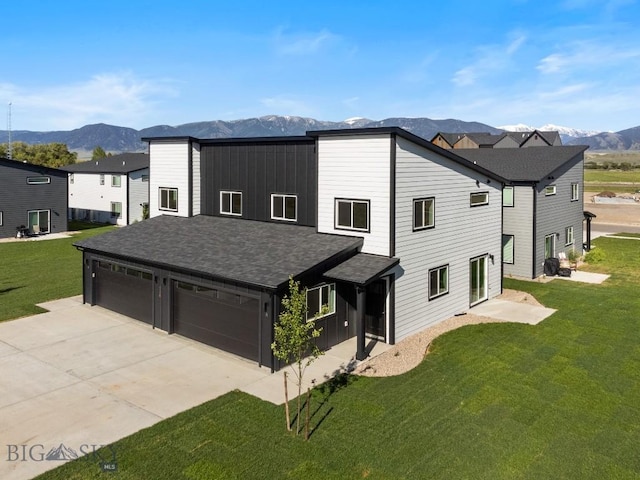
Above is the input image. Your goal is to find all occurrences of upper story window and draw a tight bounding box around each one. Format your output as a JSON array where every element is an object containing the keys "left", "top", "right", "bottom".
[
  {"left": 306, "top": 283, "right": 336, "bottom": 321},
  {"left": 26, "top": 176, "right": 50, "bottom": 185},
  {"left": 470, "top": 191, "right": 489, "bottom": 207},
  {"left": 545, "top": 185, "right": 556, "bottom": 196},
  {"left": 503, "top": 186, "right": 514, "bottom": 207},
  {"left": 69, "top": 173, "right": 74, "bottom": 184},
  {"left": 111, "top": 175, "right": 121, "bottom": 187},
  {"left": 100, "top": 174, "right": 105, "bottom": 185},
  {"left": 335, "top": 199, "right": 369, "bottom": 232},
  {"left": 271, "top": 194, "right": 297, "bottom": 221},
  {"left": 571, "top": 183, "right": 579, "bottom": 201},
  {"left": 159, "top": 187, "right": 178, "bottom": 212},
  {"left": 413, "top": 197, "right": 434, "bottom": 231},
  {"left": 110, "top": 202, "right": 122, "bottom": 219},
  {"left": 220, "top": 191, "right": 242, "bottom": 216}
]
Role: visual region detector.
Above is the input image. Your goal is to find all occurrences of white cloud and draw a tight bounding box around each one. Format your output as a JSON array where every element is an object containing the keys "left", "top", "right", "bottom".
[
  {"left": 273, "top": 27, "right": 338, "bottom": 55},
  {"left": 537, "top": 42, "right": 640, "bottom": 74},
  {"left": 3, "top": 73, "right": 176, "bottom": 130},
  {"left": 342, "top": 96, "right": 360, "bottom": 108}
]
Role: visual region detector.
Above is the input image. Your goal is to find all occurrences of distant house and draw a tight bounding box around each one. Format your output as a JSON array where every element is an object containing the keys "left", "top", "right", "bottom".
[
  {"left": 456, "top": 146, "right": 587, "bottom": 278},
  {"left": 63, "top": 153, "right": 149, "bottom": 225},
  {"left": 0, "top": 158, "right": 68, "bottom": 238},
  {"left": 431, "top": 130, "right": 563, "bottom": 150}
]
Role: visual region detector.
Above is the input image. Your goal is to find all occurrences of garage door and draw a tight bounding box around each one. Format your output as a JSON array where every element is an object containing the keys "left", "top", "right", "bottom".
[
  {"left": 95, "top": 261, "right": 153, "bottom": 323},
  {"left": 173, "top": 281, "right": 259, "bottom": 361}
]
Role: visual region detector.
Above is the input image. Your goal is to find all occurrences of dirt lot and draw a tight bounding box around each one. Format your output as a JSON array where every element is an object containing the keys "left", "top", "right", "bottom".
[{"left": 584, "top": 190, "right": 640, "bottom": 226}]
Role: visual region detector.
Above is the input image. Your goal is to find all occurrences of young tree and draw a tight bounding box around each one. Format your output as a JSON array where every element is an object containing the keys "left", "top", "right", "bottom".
[
  {"left": 92, "top": 146, "right": 107, "bottom": 160},
  {"left": 271, "top": 277, "right": 325, "bottom": 435}
]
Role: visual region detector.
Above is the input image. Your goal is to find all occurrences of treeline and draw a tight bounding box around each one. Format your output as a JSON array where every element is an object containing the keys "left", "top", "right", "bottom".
[
  {"left": 585, "top": 161, "right": 640, "bottom": 170},
  {"left": 0, "top": 142, "right": 77, "bottom": 168}
]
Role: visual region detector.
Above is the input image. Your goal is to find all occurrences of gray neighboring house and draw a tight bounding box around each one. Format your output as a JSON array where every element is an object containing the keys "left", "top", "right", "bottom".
[
  {"left": 456, "top": 145, "right": 588, "bottom": 278},
  {"left": 63, "top": 153, "right": 149, "bottom": 225},
  {"left": 0, "top": 158, "right": 68, "bottom": 238}
]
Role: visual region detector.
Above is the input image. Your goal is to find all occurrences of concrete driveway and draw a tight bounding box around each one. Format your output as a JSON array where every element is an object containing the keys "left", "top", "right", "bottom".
[{"left": 0, "top": 296, "right": 272, "bottom": 480}]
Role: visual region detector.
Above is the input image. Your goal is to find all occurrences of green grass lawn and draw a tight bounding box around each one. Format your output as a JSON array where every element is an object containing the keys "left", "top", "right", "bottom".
[
  {"left": 31, "top": 235, "right": 640, "bottom": 479},
  {"left": 585, "top": 170, "right": 640, "bottom": 184},
  {"left": 0, "top": 223, "right": 115, "bottom": 321}
]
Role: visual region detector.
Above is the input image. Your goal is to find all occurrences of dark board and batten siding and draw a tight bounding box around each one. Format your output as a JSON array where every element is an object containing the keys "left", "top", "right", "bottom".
[{"left": 200, "top": 141, "right": 317, "bottom": 226}]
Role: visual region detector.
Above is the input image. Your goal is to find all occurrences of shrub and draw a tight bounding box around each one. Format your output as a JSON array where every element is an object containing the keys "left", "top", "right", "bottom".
[{"left": 585, "top": 248, "right": 606, "bottom": 264}]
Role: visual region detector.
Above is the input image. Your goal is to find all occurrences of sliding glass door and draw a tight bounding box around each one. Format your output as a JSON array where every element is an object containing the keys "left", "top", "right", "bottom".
[{"left": 470, "top": 255, "right": 488, "bottom": 306}]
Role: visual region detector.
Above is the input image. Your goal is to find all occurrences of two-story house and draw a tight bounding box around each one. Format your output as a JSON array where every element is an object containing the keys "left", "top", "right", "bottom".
[
  {"left": 63, "top": 153, "right": 149, "bottom": 225},
  {"left": 456, "top": 146, "right": 587, "bottom": 278},
  {"left": 0, "top": 158, "right": 68, "bottom": 238},
  {"left": 74, "top": 127, "right": 505, "bottom": 369}
]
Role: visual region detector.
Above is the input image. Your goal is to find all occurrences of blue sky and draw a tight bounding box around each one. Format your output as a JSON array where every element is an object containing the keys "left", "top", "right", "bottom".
[{"left": 2, "top": 0, "right": 639, "bottom": 132}]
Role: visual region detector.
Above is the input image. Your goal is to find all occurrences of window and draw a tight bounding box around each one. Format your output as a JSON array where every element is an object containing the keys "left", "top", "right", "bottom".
[
  {"left": 142, "top": 174, "right": 149, "bottom": 182},
  {"left": 565, "top": 226, "right": 574, "bottom": 246},
  {"left": 502, "top": 235, "right": 514, "bottom": 264},
  {"left": 100, "top": 174, "right": 105, "bottom": 185},
  {"left": 545, "top": 185, "right": 556, "bottom": 196},
  {"left": 306, "top": 283, "right": 336, "bottom": 320},
  {"left": 335, "top": 199, "right": 369, "bottom": 231},
  {"left": 159, "top": 187, "right": 178, "bottom": 211},
  {"left": 69, "top": 173, "right": 74, "bottom": 184},
  {"left": 220, "top": 191, "right": 242, "bottom": 216},
  {"left": 111, "top": 175, "right": 121, "bottom": 187},
  {"left": 0, "top": 211, "right": 3, "bottom": 226},
  {"left": 271, "top": 194, "right": 297, "bottom": 221},
  {"left": 571, "top": 183, "right": 579, "bottom": 201},
  {"left": 413, "top": 198, "right": 435, "bottom": 230},
  {"left": 26, "top": 176, "right": 50, "bottom": 185},
  {"left": 110, "top": 202, "right": 122, "bottom": 219},
  {"left": 503, "top": 186, "right": 514, "bottom": 207},
  {"left": 429, "top": 265, "right": 449, "bottom": 300},
  {"left": 544, "top": 234, "right": 555, "bottom": 259},
  {"left": 470, "top": 192, "right": 489, "bottom": 207}
]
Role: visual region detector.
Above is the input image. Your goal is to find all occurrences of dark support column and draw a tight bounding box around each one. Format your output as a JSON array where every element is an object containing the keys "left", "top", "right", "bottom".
[
  {"left": 356, "top": 286, "right": 367, "bottom": 361},
  {"left": 586, "top": 217, "right": 592, "bottom": 251}
]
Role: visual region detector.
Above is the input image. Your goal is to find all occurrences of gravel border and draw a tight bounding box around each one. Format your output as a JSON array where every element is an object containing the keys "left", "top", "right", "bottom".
[{"left": 353, "top": 289, "right": 543, "bottom": 377}]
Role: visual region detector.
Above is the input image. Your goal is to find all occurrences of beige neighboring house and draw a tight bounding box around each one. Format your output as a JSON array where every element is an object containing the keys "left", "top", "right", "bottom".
[{"left": 431, "top": 129, "right": 563, "bottom": 150}]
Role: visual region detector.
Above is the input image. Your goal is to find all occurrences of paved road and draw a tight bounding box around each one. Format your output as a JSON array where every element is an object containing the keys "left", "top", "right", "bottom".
[{"left": 592, "top": 223, "right": 640, "bottom": 236}]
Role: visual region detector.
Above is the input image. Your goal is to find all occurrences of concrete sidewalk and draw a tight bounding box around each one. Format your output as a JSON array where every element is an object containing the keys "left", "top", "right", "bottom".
[{"left": 470, "top": 299, "right": 556, "bottom": 325}]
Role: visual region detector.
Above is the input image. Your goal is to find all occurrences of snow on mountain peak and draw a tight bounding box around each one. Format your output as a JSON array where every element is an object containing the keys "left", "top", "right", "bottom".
[
  {"left": 498, "top": 123, "right": 600, "bottom": 138},
  {"left": 497, "top": 123, "right": 535, "bottom": 132}
]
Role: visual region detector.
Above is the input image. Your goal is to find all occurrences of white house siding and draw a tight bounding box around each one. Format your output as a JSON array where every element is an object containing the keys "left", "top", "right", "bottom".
[
  {"left": 128, "top": 168, "right": 149, "bottom": 223},
  {"left": 68, "top": 172, "right": 128, "bottom": 225},
  {"left": 393, "top": 137, "right": 502, "bottom": 341},
  {"left": 149, "top": 140, "right": 191, "bottom": 218},
  {"left": 316, "top": 134, "right": 391, "bottom": 256},
  {"left": 503, "top": 186, "right": 534, "bottom": 277},
  {"left": 192, "top": 143, "right": 201, "bottom": 216},
  {"left": 534, "top": 157, "right": 584, "bottom": 277}
]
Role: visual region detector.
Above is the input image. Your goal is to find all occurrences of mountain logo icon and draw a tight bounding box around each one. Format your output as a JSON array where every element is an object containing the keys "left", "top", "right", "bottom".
[{"left": 45, "top": 443, "right": 79, "bottom": 461}]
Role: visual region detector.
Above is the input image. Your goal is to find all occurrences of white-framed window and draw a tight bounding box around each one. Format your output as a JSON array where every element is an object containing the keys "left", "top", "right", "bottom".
[
  {"left": 470, "top": 191, "right": 489, "bottom": 207},
  {"left": 0, "top": 211, "right": 3, "bottom": 226},
  {"left": 335, "top": 199, "right": 369, "bottom": 231},
  {"left": 502, "top": 235, "right": 514, "bottom": 264},
  {"left": 69, "top": 173, "right": 74, "bottom": 184},
  {"left": 545, "top": 185, "right": 557, "bottom": 196},
  {"left": 306, "top": 283, "right": 336, "bottom": 321},
  {"left": 428, "top": 265, "right": 449, "bottom": 300},
  {"left": 571, "top": 183, "right": 579, "bottom": 201},
  {"left": 413, "top": 197, "right": 435, "bottom": 231},
  {"left": 26, "top": 176, "right": 50, "bottom": 185},
  {"left": 111, "top": 175, "right": 121, "bottom": 187},
  {"left": 110, "top": 202, "right": 122, "bottom": 219},
  {"left": 142, "top": 174, "right": 149, "bottom": 182},
  {"left": 159, "top": 187, "right": 178, "bottom": 212},
  {"left": 565, "top": 226, "right": 574, "bottom": 246},
  {"left": 271, "top": 194, "right": 297, "bottom": 221},
  {"left": 100, "top": 174, "right": 105, "bottom": 186},
  {"left": 220, "top": 191, "right": 242, "bottom": 216},
  {"left": 503, "top": 186, "right": 514, "bottom": 207}
]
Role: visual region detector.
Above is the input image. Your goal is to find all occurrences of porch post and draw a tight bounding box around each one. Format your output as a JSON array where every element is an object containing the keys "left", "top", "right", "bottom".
[
  {"left": 356, "top": 286, "right": 367, "bottom": 361},
  {"left": 586, "top": 217, "right": 592, "bottom": 251}
]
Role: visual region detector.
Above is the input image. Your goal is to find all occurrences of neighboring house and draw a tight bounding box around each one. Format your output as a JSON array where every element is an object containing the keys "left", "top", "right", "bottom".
[
  {"left": 75, "top": 127, "right": 505, "bottom": 369},
  {"left": 455, "top": 146, "right": 587, "bottom": 278},
  {"left": 0, "top": 158, "right": 68, "bottom": 238},
  {"left": 63, "top": 153, "right": 149, "bottom": 225},
  {"left": 431, "top": 130, "right": 563, "bottom": 149}
]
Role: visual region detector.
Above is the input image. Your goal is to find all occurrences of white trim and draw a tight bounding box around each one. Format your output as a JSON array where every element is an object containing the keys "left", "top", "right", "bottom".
[
  {"left": 571, "top": 183, "right": 579, "bottom": 201},
  {"left": 0, "top": 210, "right": 3, "bottom": 226},
  {"left": 111, "top": 175, "right": 122, "bottom": 188},
  {"left": 413, "top": 197, "right": 435, "bottom": 230},
  {"left": 159, "top": 187, "right": 178, "bottom": 212},
  {"left": 335, "top": 198, "right": 370, "bottom": 232},
  {"left": 27, "top": 209, "right": 51, "bottom": 234},
  {"left": 470, "top": 191, "right": 489, "bottom": 207},
  {"left": 26, "top": 176, "right": 50, "bottom": 185},
  {"left": 469, "top": 255, "right": 488, "bottom": 306},
  {"left": 270, "top": 193, "right": 297, "bottom": 221},
  {"left": 565, "top": 226, "right": 574, "bottom": 246},
  {"left": 428, "top": 264, "right": 449, "bottom": 300},
  {"left": 503, "top": 186, "right": 514, "bottom": 207},
  {"left": 544, "top": 185, "right": 557, "bottom": 196},
  {"left": 220, "top": 190, "right": 242, "bottom": 216},
  {"left": 306, "top": 283, "right": 336, "bottom": 321}
]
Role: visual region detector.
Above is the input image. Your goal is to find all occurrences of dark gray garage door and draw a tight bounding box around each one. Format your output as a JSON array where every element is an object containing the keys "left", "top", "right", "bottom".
[
  {"left": 95, "top": 261, "right": 153, "bottom": 323},
  {"left": 173, "top": 281, "right": 259, "bottom": 361}
]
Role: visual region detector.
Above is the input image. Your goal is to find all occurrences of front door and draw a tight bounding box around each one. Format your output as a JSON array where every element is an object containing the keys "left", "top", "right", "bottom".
[
  {"left": 470, "top": 255, "right": 488, "bottom": 306},
  {"left": 28, "top": 210, "right": 50, "bottom": 234},
  {"left": 365, "top": 279, "right": 386, "bottom": 339}
]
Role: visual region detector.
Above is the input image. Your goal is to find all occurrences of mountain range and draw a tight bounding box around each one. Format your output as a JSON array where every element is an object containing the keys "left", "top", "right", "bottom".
[{"left": 0, "top": 116, "right": 638, "bottom": 154}]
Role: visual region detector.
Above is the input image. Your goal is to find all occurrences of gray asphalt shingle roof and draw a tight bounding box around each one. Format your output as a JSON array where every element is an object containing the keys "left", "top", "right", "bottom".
[
  {"left": 75, "top": 215, "right": 363, "bottom": 289},
  {"left": 62, "top": 153, "right": 149, "bottom": 174},
  {"left": 454, "top": 145, "right": 588, "bottom": 182},
  {"left": 324, "top": 253, "right": 399, "bottom": 286}
]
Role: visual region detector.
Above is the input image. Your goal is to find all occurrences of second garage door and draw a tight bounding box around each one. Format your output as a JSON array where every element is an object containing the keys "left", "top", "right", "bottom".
[{"left": 173, "top": 281, "right": 260, "bottom": 361}]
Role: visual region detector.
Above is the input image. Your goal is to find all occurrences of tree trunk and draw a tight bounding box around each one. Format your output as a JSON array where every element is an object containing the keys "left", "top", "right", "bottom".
[
  {"left": 305, "top": 387, "right": 311, "bottom": 440},
  {"left": 284, "top": 371, "right": 291, "bottom": 431},
  {"left": 296, "top": 361, "right": 302, "bottom": 435}
]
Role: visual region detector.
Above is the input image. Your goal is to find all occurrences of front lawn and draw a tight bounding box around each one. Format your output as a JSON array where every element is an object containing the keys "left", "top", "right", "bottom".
[
  {"left": 0, "top": 224, "right": 115, "bottom": 321},
  {"left": 31, "top": 236, "right": 640, "bottom": 479}
]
